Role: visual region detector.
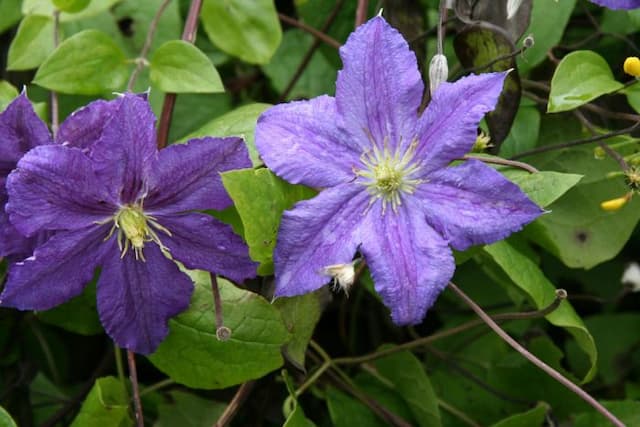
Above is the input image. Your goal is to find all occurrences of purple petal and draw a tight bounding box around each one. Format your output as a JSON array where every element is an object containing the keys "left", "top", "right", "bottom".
[
  {"left": 255, "top": 96, "right": 359, "bottom": 187},
  {"left": 145, "top": 137, "right": 251, "bottom": 213},
  {"left": 89, "top": 94, "right": 157, "bottom": 204},
  {"left": 335, "top": 16, "right": 423, "bottom": 153},
  {"left": 360, "top": 199, "right": 455, "bottom": 325},
  {"left": 97, "top": 240, "right": 193, "bottom": 354},
  {"left": 0, "top": 93, "right": 51, "bottom": 192},
  {"left": 0, "top": 225, "right": 109, "bottom": 310},
  {"left": 56, "top": 98, "right": 120, "bottom": 150},
  {"left": 416, "top": 160, "right": 543, "bottom": 251},
  {"left": 0, "top": 211, "right": 37, "bottom": 261},
  {"left": 273, "top": 183, "right": 369, "bottom": 297},
  {"left": 589, "top": 0, "right": 640, "bottom": 9},
  {"left": 156, "top": 213, "right": 257, "bottom": 283},
  {"left": 415, "top": 73, "right": 506, "bottom": 174},
  {"left": 6, "top": 145, "right": 116, "bottom": 236}
]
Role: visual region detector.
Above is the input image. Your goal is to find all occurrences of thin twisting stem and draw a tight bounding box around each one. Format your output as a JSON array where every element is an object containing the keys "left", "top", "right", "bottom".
[
  {"left": 127, "top": 0, "right": 172, "bottom": 91},
  {"left": 462, "top": 154, "right": 539, "bottom": 174},
  {"left": 156, "top": 0, "right": 203, "bottom": 149},
  {"left": 127, "top": 350, "right": 144, "bottom": 427},
  {"left": 448, "top": 282, "right": 625, "bottom": 427}
]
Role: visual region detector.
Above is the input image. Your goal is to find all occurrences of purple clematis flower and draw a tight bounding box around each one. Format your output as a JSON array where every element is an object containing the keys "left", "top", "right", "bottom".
[
  {"left": 589, "top": 0, "right": 640, "bottom": 9},
  {"left": 0, "top": 93, "right": 122, "bottom": 262},
  {"left": 1, "top": 94, "right": 257, "bottom": 354},
  {"left": 255, "top": 16, "right": 543, "bottom": 325}
]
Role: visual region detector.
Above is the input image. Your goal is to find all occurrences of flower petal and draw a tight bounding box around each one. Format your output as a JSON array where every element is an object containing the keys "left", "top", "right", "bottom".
[
  {"left": 589, "top": 0, "right": 640, "bottom": 9},
  {"left": 335, "top": 16, "right": 423, "bottom": 152},
  {"left": 156, "top": 213, "right": 257, "bottom": 283},
  {"left": 145, "top": 137, "right": 251, "bottom": 213},
  {"left": 97, "top": 240, "right": 193, "bottom": 354},
  {"left": 0, "top": 93, "right": 51, "bottom": 193},
  {"left": 255, "top": 96, "right": 359, "bottom": 187},
  {"left": 416, "top": 160, "right": 543, "bottom": 250},
  {"left": 56, "top": 98, "right": 120, "bottom": 149},
  {"left": 89, "top": 94, "right": 157, "bottom": 204},
  {"left": 6, "top": 145, "right": 116, "bottom": 236},
  {"left": 0, "top": 225, "right": 108, "bottom": 310},
  {"left": 360, "top": 199, "right": 455, "bottom": 325},
  {"left": 273, "top": 183, "right": 369, "bottom": 297},
  {"left": 0, "top": 211, "right": 36, "bottom": 261},
  {"left": 415, "top": 72, "right": 506, "bottom": 174}
]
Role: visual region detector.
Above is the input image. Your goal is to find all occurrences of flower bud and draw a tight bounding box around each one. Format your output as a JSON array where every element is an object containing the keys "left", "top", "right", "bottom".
[
  {"left": 429, "top": 54, "right": 449, "bottom": 96},
  {"left": 624, "top": 57, "right": 640, "bottom": 77},
  {"left": 600, "top": 193, "right": 631, "bottom": 211}
]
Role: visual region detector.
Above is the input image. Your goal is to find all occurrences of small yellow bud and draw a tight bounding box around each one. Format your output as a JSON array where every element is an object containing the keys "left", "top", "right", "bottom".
[
  {"left": 600, "top": 193, "right": 631, "bottom": 212},
  {"left": 593, "top": 146, "right": 606, "bottom": 159},
  {"left": 624, "top": 57, "right": 640, "bottom": 77}
]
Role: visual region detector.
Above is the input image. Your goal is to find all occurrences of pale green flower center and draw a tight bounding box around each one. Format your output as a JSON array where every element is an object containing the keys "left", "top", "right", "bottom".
[
  {"left": 356, "top": 137, "right": 422, "bottom": 213},
  {"left": 105, "top": 204, "right": 171, "bottom": 261}
]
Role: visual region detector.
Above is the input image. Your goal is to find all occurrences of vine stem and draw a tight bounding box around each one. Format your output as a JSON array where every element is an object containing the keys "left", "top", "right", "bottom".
[
  {"left": 213, "top": 381, "right": 255, "bottom": 427},
  {"left": 293, "top": 290, "right": 566, "bottom": 398},
  {"left": 157, "top": 0, "right": 203, "bottom": 149},
  {"left": 462, "top": 154, "right": 539, "bottom": 174},
  {"left": 448, "top": 282, "right": 625, "bottom": 427},
  {"left": 355, "top": 0, "right": 368, "bottom": 28},
  {"left": 277, "top": 13, "right": 341, "bottom": 49},
  {"left": 127, "top": 0, "right": 172, "bottom": 91},
  {"left": 127, "top": 350, "right": 144, "bottom": 427}
]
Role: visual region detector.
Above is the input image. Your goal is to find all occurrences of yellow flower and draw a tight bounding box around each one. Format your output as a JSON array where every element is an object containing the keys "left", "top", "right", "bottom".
[{"left": 624, "top": 57, "right": 640, "bottom": 77}]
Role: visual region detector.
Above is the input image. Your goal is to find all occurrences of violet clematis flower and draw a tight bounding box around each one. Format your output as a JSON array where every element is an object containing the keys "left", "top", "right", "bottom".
[
  {"left": 0, "top": 93, "right": 121, "bottom": 262},
  {"left": 255, "top": 16, "right": 543, "bottom": 325},
  {"left": 1, "top": 94, "right": 257, "bottom": 354},
  {"left": 589, "top": 0, "right": 640, "bottom": 9}
]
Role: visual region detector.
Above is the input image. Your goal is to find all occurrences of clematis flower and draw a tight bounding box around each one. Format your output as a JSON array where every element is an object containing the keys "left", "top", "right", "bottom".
[
  {"left": 0, "top": 93, "right": 121, "bottom": 262},
  {"left": 589, "top": 0, "right": 640, "bottom": 9},
  {"left": 1, "top": 94, "right": 257, "bottom": 354},
  {"left": 255, "top": 16, "right": 543, "bottom": 325}
]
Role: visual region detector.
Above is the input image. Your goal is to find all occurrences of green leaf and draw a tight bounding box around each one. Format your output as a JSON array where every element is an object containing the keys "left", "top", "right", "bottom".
[
  {"left": 34, "top": 29, "right": 129, "bottom": 95},
  {"left": 326, "top": 387, "right": 387, "bottom": 427},
  {"left": 70, "top": 377, "right": 130, "bottom": 427},
  {"left": 517, "top": 0, "right": 576, "bottom": 73},
  {"left": 574, "top": 400, "right": 640, "bottom": 427},
  {"left": 149, "top": 271, "right": 290, "bottom": 389},
  {"left": 274, "top": 291, "right": 325, "bottom": 370},
  {"left": 262, "top": 29, "right": 336, "bottom": 100},
  {"left": 155, "top": 391, "right": 226, "bottom": 427},
  {"left": 0, "top": 0, "right": 22, "bottom": 34},
  {"left": 373, "top": 348, "right": 441, "bottom": 427},
  {"left": 221, "top": 168, "right": 316, "bottom": 275},
  {"left": 548, "top": 50, "right": 623, "bottom": 113},
  {"left": 526, "top": 144, "right": 640, "bottom": 268},
  {"left": 500, "top": 170, "right": 582, "bottom": 207},
  {"left": 490, "top": 403, "right": 549, "bottom": 427},
  {"left": 0, "top": 81, "right": 19, "bottom": 112},
  {"left": 37, "top": 281, "right": 102, "bottom": 336},
  {"left": 7, "top": 15, "right": 54, "bottom": 70},
  {"left": 183, "top": 103, "right": 271, "bottom": 166},
  {"left": 200, "top": 0, "right": 282, "bottom": 64},
  {"left": 150, "top": 40, "right": 223, "bottom": 94},
  {"left": 53, "top": 0, "right": 90, "bottom": 13},
  {"left": 23, "top": 0, "right": 121, "bottom": 21},
  {"left": 483, "top": 240, "right": 597, "bottom": 382},
  {"left": 499, "top": 104, "right": 540, "bottom": 158},
  {"left": 0, "top": 406, "right": 17, "bottom": 427}
]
